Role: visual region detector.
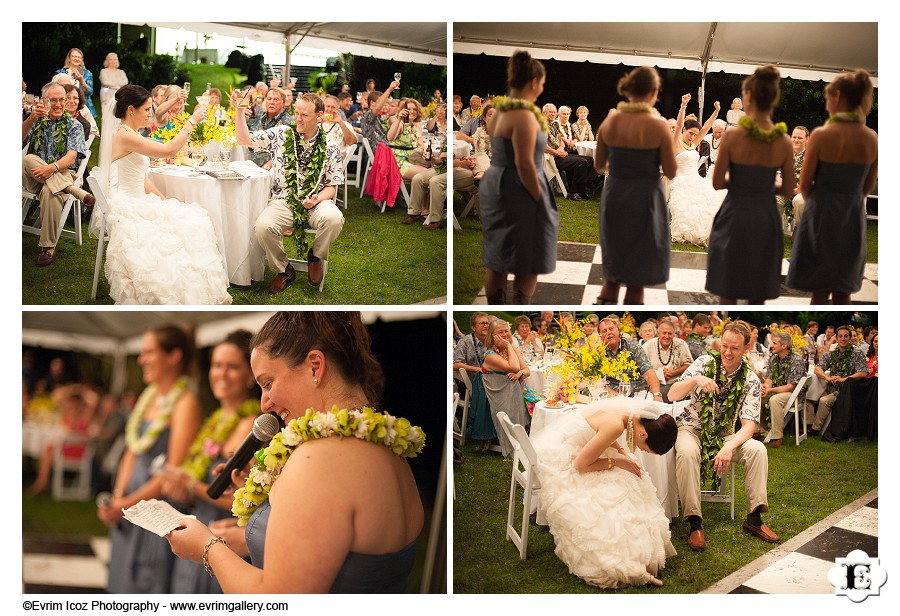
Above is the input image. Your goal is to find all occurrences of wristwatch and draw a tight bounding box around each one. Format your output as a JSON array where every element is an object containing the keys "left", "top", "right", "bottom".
[{"left": 652, "top": 392, "right": 662, "bottom": 397}]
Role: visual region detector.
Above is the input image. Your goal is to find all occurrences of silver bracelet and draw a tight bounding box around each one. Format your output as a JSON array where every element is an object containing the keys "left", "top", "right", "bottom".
[{"left": 202, "top": 536, "right": 227, "bottom": 577}]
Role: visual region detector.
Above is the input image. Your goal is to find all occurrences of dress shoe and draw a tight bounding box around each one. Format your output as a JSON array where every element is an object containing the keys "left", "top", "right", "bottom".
[
  {"left": 808, "top": 428, "right": 820, "bottom": 436},
  {"left": 82, "top": 193, "right": 96, "bottom": 208},
  {"left": 266, "top": 263, "right": 295, "bottom": 293},
  {"left": 36, "top": 248, "right": 56, "bottom": 267},
  {"left": 401, "top": 214, "right": 423, "bottom": 225},
  {"left": 424, "top": 221, "right": 443, "bottom": 230},
  {"left": 570, "top": 192, "right": 587, "bottom": 201},
  {"left": 687, "top": 529, "right": 706, "bottom": 551},
  {"left": 769, "top": 438, "right": 783, "bottom": 448},
  {"left": 742, "top": 520, "right": 780, "bottom": 543},
  {"left": 307, "top": 252, "right": 324, "bottom": 286}
]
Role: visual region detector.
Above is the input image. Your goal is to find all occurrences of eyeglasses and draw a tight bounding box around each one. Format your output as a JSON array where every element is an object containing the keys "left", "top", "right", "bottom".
[{"left": 46, "top": 98, "right": 65, "bottom": 104}]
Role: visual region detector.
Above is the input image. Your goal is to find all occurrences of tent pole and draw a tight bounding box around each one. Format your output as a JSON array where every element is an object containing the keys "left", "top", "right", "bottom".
[{"left": 699, "top": 22, "right": 718, "bottom": 124}]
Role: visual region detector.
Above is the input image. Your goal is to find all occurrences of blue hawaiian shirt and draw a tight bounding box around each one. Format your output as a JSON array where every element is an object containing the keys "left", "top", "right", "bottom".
[{"left": 24, "top": 115, "right": 86, "bottom": 170}]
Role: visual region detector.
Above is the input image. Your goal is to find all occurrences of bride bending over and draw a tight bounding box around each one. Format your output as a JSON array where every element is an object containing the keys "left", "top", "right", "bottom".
[
  {"left": 531, "top": 398, "right": 677, "bottom": 588},
  {"left": 100, "top": 84, "right": 231, "bottom": 304},
  {"left": 667, "top": 94, "right": 724, "bottom": 246}
]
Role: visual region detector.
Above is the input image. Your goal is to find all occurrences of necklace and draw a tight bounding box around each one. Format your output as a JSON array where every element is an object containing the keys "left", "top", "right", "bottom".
[
  {"left": 125, "top": 377, "right": 188, "bottom": 455},
  {"left": 698, "top": 353, "right": 748, "bottom": 490},
  {"left": 680, "top": 138, "right": 694, "bottom": 150},
  {"left": 30, "top": 110, "right": 72, "bottom": 159},
  {"left": 711, "top": 135, "right": 721, "bottom": 150},
  {"left": 617, "top": 102, "right": 654, "bottom": 114},
  {"left": 626, "top": 416, "right": 635, "bottom": 453},
  {"left": 826, "top": 112, "right": 864, "bottom": 124},
  {"left": 657, "top": 340, "right": 673, "bottom": 366},
  {"left": 232, "top": 406, "right": 426, "bottom": 526},
  {"left": 283, "top": 126, "right": 328, "bottom": 257},
  {"left": 181, "top": 399, "right": 262, "bottom": 481},
  {"left": 492, "top": 96, "right": 549, "bottom": 134},
  {"left": 737, "top": 115, "right": 788, "bottom": 142}
]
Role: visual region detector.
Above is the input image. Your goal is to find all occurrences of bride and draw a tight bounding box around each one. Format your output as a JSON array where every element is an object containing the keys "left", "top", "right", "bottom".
[
  {"left": 531, "top": 398, "right": 677, "bottom": 588},
  {"left": 99, "top": 84, "right": 231, "bottom": 304},
  {"left": 668, "top": 94, "right": 724, "bottom": 246}
]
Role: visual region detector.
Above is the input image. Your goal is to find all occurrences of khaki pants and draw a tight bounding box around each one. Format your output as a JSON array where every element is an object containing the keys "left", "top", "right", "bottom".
[
  {"left": 254, "top": 198, "right": 344, "bottom": 274},
  {"left": 22, "top": 154, "right": 88, "bottom": 248},
  {"left": 675, "top": 427, "right": 769, "bottom": 519},
  {"left": 777, "top": 194, "right": 806, "bottom": 231},
  {"left": 408, "top": 167, "right": 449, "bottom": 223},
  {"left": 813, "top": 393, "right": 837, "bottom": 431},
  {"left": 765, "top": 392, "right": 797, "bottom": 440}
]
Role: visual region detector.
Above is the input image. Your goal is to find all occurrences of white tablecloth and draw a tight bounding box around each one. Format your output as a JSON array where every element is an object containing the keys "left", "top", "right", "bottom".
[
  {"left": 531, "top": 395, "right": 680, "bottom": 519},
  {"left": 575, "top": 140, "right": 596, "bottom": 158},
  {"left": 524, "top": 365, "right": 547, "bottom": 396},
  {"left": 149, "top": 160, "right": 273, "bottom": 286},
  {"left": 805, "top": 373, "right": 828, "bottom": 401},
  {"left": 453, "top": 140, "right": 471, "bottom": 158}
]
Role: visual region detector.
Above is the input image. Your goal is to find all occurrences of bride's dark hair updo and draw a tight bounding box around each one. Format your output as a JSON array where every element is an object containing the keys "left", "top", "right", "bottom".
[
  {"left": 507, "top": 50, "right": 545, "bottom": 91},
  {"left": 825, "top": 69, "right": 874, "bottom": 116},
  {"left": 682, "top": 114, "right": 701, "bottom": 132},
  {"left": 742, "top": 65, "right": 781, "bottom": 112},
  {"left": 114, "top": 84, "right": 152, "bottom": 119},
  {"left": 640, "top": 413, "right": 677, "bottom": 455},
  {"left": 617, "top": 66, "right": 660, "bottom": 99}
]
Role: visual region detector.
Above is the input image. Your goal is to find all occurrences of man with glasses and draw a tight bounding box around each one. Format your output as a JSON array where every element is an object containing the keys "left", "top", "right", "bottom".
[
  {"left": 22, "top": 82, "right": 91, "bottom": 266},
  {"left": 597, "top": 317, "right": 663, "bottom": 398}
]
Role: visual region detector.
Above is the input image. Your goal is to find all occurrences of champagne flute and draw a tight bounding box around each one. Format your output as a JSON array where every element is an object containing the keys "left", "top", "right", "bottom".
[{"left": 183, "top": 82, "right": 191, "bottom": 96}]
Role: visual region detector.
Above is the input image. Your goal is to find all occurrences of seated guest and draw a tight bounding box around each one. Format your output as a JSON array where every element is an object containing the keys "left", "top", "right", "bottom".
[
  {"left": 386, "top": 98, "right": 429, "bottom": 181},
  {"left": 404, "top": 110, "right": 450, "bottom": 229},
  {"left": 337, "top": 91, "right": 353, "bottom": 121},
  {"left": 573, "top": 105, "right": 594, "bottom": 141},
  {"left": 453, "top": 313, "right": 495, "bottom": 450},
  {"left": 857, "top": 325, "right": 877, "bottom": 355},
  {"left": 246, "top": 87, "right": 294, "bottom": 167},
  {"left": 482, "top": 320, "right": 532, "bottom": 459},
  {"left": 460, "top": 94, "right": 482, "bottom": 126},
  {"left": 451, "top": 94, "right": 464, "bottom": 131},
  {"left": 361, "top": 80, "right": 400, "bottom": 150},
  {"left": 775, "top": 125, "right": 809, "bottom": 232},
  {"left": 322, "top": 94, "right": 359, "bottom": 157},
  {"left": 597, "top": 317, "right": 663, "bottom": 399},
  {"left": 514, "top": 315, "right": 544, "bottom": 357},
  {"left": 154, "top": 84, "right": 187, "bottom": 128},
  {"left": 702, "top": 119, "right": 726, "bottom": 172},
  {"left": 645, "top": 321, "right": 692, "bottom": 398},
  {"left": 686, "top": 313, "right": 713, "bottom": 360},
  {"left": 62, "top": 84, "right": 95, "bottom": 140},
  {"left": 823, "top": 333, "right": 877, "bottom": 442},
  {"left": 639, "top": 321, "right": 657, "bottom": 346},
  {"left": 543, "top": 103, "right": 595, "bottom": 201},
  {"left": 761, "top": 332, "right": 807, "bottom": 447},
  {"left": 471, "top": 104, "right": 493, "bottom": 181},
  {"left": 810, "top": 325, "right": 868, "bottom": 435},
  {"left": 22, "top": 82, "right": 93, "bottom": 266}
]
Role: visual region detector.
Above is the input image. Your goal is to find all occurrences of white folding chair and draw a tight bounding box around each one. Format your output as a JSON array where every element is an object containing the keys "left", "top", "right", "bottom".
[
  {"left": 23, "top": 135, "right": 94, "bottom": 246},
  {"left": 51, "top": 435, "right": 94, "bottom": 501},
  {"left": 765, "top": 374, "right": 811, "bottom": 446},
  {"left": 454, "top": 368, "right": 472, "bottom": 447},
  {"left": 498, "top": 415, "right": 542, "bottom": 560},
  {"left": 340, "top": 141, "right": 364, "bottom": 209},
  {"left": 359, "top": 137, "right": 375, "bottom": 198},
  {"left": 86, "top": 167, "right": 111, "bottom": 300},
  {"left": 699, "top": 465, "right": 735, "bottom": 520},
  {"left": 543, "top": 153, "right": 568, "bottom": 198},
  {"left": 285, "top": 229, "right": 328, "bottom": 292}
]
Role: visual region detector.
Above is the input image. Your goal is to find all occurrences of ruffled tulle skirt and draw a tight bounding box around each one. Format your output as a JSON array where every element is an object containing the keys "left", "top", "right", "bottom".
[{"left": 668, "top": 173, "right": 726, "bottom": 247}]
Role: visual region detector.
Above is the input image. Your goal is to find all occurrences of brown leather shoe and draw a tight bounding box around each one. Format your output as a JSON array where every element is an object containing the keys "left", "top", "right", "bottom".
[
  {"left": 266, "top": 263, "right": 295, "bottom": 293},
  {"left": 769, "top": 438, "right": 783, "bottom": 448},
  {"left": 424, "top": 221, "right": 443, "bottom": 230},
  {"left": 687, "top": 529, "right": 706, "bottom": 551},
  {"left": 36, "top": 248, "right": 56, "bottom": 267},
  {"left": 743, "top": 520, "right": 780, "bottom": 543},
  {"left": 307, "top": 255, "right": 324, "bottom": 286},
  {"left": 401, "top": 214, "right": 423, "bottom": 225},
  {"left": 82, "top": 193, "right": 96, "bottom": 207}
]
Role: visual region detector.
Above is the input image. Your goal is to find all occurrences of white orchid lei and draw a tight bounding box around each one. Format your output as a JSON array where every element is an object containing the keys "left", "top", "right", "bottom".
[
  {"left": 125, "top": 377, "right": 188, "bottom": 455},
  {"left": 232, "top": 406, "right": 426, "bottom": 526}
]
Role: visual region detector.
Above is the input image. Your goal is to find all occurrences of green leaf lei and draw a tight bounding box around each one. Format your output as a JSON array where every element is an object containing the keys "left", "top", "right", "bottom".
[
  {"left": 737, "top": 115, "right": 788, "bottom": 143},
  {"left": 492, "top": 96, "right": 549, "bottom": 133},
  {"left": 771, "top": 354, "right": 787, "bottom": 387},
  {"left": 232, "top": 406, "right": 426, "bottom": 526},
  {"left": 699, "top": 353, "right": 748, "bottom": 490},
  {"left": 686, "top": 333, "right": 708, "bottom": 351},
  {"left": 825, "top": 112, "right": 864, "bottom": 124},
  {"left": 827, "top": 347, "right": 854, "bottom": 398},
  {"left": 284, "top": 126, "right": 329, "bottom": 257},
  {"left": 181, "top": 399, "right": 262, "bottom": 482},
  {"left": 30, "top": 110, "right": 72, "bottom": 159}
]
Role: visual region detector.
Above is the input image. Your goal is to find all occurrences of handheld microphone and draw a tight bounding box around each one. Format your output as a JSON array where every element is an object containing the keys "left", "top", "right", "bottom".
[{"left": 206, "top": 412, "right": 283, "bottom": 499}]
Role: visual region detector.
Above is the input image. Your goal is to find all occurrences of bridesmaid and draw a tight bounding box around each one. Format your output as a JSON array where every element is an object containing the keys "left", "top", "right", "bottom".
[
  {"left": 705, "top": 65, "right": 794, "bottom": 303},
  {"left": 786, "top": 70, "right": 878, "bottom": 304},
  {"left": 594, "top": 66, "right": 676, "bottom": 304},
  {"left": 479, "top": 50, "right": 557, "bottom": 305}
]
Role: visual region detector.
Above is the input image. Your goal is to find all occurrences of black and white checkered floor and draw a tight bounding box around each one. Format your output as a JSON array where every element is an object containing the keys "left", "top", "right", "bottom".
[
  {"left": 22, "top": 491, "right": 876, "bottom": 594},
  {"left": 472, "top": 242, "right": 878, "bottom": 305}
]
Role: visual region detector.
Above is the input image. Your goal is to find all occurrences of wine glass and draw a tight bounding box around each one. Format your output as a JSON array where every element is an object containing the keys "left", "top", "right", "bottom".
[
  {"left": 183, "top": 82, "right": 191, "bottom": 96},
  {"left": 220, "top": 148, "right": 231, "bottom": 170},
  {"left": 618, "top": 381, "right": 633, "bottom": 398},
  {"left": 394, "top": 72, "right": 401, "bottom": 82}
]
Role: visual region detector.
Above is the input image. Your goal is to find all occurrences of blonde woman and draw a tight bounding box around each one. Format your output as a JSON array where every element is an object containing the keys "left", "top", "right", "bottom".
[{"left": 574, "top": 105, "right": 594, "bottom": 141}]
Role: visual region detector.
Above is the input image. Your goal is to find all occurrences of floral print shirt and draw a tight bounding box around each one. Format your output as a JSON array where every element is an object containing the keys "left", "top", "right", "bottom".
[
  {"left": 24, "top": 115, "right": 86, "bottom": 170},
  {"left": 247, "top": 109, "right": 295, "bottom": 167},
  {"left": 249, "top": 126, "right": 344, "bottom": 201},
  {"left": 765, "top": 352, "right": 806, "bottom": 387},
  {"left": 604, "top": 336, "right": 654, "bottom": 392},
  {"left": 675, "top": 355, "right": 762, "bottom": 433}
]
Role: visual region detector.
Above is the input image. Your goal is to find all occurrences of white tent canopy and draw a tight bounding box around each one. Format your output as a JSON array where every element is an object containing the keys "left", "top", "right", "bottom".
[
  {"left": 454, "top": 22, "right": 877, "bottom": 84},
  {"left": 136, "top": 22, "right": 447, "bottom": 67}
]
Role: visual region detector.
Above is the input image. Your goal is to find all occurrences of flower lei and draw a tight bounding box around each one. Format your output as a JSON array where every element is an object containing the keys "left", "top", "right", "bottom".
[
  {"left": 284, "top": 126, "right": 328, "bottom": 257},
  {"left": 181, "top": 399, "right": 262, "bottom": 481},
  {"left": 826, "top": 112, "right": 864, "bottom": 124},
  {"left": 232, "top": 406, "right": 426, "bottom": 526},
  {"left": 492, "top": 96, "right": 549, "bottom": 133},
  {"left": 616, "top": 102, "right": 660, "bottom": 117},
  {"left": 125, "top": 377, "right": 188, "bottom": 455},
  {"left": 30, "top": 110, "right": 72, "bottom": 158},
  {"left": 737, "top": 116, "right": 787, "bottom": 143},
  {"left": 699, "top": 353, "right": 748, "bottom": 490}
]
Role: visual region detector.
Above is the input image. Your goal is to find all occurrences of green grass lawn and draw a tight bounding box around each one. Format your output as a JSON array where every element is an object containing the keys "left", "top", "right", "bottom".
[
  {"left": 23, "top": 179, "right": 447, "bottom": 305},
  {"left": 452, "top": 193, "right": 878, "bottom": 304},
  {"left": 453, "top": 432, "right": 877, "bottom": 593}
]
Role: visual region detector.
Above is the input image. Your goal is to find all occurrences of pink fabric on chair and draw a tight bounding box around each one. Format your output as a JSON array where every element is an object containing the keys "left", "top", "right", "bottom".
[{"left": 364, "top": 142, "right": 402, "bottom": 207}]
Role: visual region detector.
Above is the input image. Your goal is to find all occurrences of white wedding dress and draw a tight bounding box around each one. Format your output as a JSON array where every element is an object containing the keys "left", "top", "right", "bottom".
[
  {"left": 103, "top": 152, "right": 232, "bottom": 304},
  {"left": 531, "top": 409, "right": 676, "bottom": 588},
  {"left": 667, "top": 149, "right": 726, "bottom": 246}
]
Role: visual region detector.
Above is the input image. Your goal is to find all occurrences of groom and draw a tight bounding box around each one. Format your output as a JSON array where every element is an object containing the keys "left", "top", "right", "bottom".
[
  {"left": 235, "top": 92, "right": 344, "bottom": 292},
  {"left": 667, "top": 321, "right": 779, "bottom": 551}
]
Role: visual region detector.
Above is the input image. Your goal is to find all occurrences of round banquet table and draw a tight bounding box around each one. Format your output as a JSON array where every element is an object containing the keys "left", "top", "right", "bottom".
[
  {"left": 531, "top": 394, "right": 680, "bottom": 519},
  {"left": 523, "top": 364, "right": 546, "bottom": 397},
  {"left": 148, "top": 160, "right": 273, "bottom": 286},
  {"left": 575, "top": 140, "right": 596, "bottom": 158}
]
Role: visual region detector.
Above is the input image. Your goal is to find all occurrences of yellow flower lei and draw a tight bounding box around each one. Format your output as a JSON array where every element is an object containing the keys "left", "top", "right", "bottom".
[
  {"left": 737, "top": 116, "right": 788, "bottom": 143},
  {"left": 232, "top": 406, "right": 426, "bottom": 526},
  {"left": 125, "top": 377, "right": 188, "bottom": 455},
  {"left": 181, "top": 399, "right": 262, "bottom": 481},
  {"left": 492, "top": 96, "right": 549, "bottom": 133}
]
